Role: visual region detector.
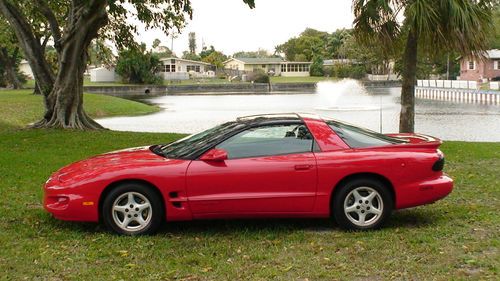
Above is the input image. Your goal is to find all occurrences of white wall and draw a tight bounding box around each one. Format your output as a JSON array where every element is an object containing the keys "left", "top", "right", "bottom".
[
  {"left": 90, "top": 67, "right": 116, "bottom": 82},
  {"left": 19, "top": 62, "right": 34, "bottom": 79},
  {"left": 417, "top": 80, "right": 478, "bottom": 89}
]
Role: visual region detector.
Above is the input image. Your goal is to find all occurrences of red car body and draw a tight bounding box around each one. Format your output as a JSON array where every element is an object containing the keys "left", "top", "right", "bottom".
[{"left": 44, "top": 113, "right": 453, "bottom": 224}]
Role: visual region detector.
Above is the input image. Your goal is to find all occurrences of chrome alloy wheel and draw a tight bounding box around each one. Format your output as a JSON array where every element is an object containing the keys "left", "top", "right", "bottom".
[
  {"left": 343, "top": 186, "right": 384, "bottom": 227},
  {"left": 112, "top": 192, "right": 152, "bottom": 232}
]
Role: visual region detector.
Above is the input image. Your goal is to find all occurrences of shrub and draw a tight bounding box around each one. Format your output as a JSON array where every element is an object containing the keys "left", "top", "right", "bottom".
[
  {"left": 248, "top": 69, "right": 270, "bottom": 83},
  {"left": 116, "top": 44, "right": 162, "bottom": 84},
  {"left": 326, "top": 64, "right": 366, "bottom": 79},
  {"left": 309, "top": 56, "right": 324, "bottom": 77}
]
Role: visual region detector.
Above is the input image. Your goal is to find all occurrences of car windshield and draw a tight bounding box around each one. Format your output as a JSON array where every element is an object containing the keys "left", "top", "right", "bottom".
[
  {"left": 156, "top": 121, "right": 244, "bottom": 159},
  {"left": 326, "top": 119, "right": 407, "bottom": 148}
]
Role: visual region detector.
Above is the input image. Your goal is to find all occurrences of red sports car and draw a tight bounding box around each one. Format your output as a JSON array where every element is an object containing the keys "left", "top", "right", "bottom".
[{"left": 44, "top": 113, "right": 453, "bottom": 235}]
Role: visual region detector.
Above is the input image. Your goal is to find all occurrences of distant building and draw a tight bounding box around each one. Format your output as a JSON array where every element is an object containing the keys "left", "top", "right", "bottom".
[
  {"left": 19, "top": 60, "right": 34, "bottom": 79},
  {"left": 459, "top": 49, "right": 500, "bottom": 81},
  {"left": 90, "top": 67, "right": 117, "bottom": 82},
  {"left": 158, "top": 57, "right": 214, "bottom": 80},
  {"left": 223, "top": 57, "right": 312, "bottom": 77}
]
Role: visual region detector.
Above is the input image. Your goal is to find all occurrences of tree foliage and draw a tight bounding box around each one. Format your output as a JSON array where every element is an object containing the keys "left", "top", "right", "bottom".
[
  {"left": 0, "top": 0, "right": 255, "bottom": 129},
  {"left": 309, "top": 56, "right": 324, "bottom": 77},
  {"left": 0, "top": 16, "right": 23, "bottom": 88},
  {"left": 188, "top": 32, "right": 196, "bottom": 54},
  {"left": 202, "top": 51, "right": 227, "bottom": 69},
  {"left": 276, "top": 28, "right": 352, "bottom": 61},
  {"left": 353, "top": 0, "right": 495, "bottom": 133},
  {"left": 233, "top": 49, "right": 275, "bottom": 58},
  {"left": 116, "top": 44, "right": 161, "bottom": 84}
]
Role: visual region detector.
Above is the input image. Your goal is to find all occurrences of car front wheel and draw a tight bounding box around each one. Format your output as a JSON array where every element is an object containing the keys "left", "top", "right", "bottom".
[
  {"left": 333, "top": 178, "right": 393, "bottom": 230},
  {"left": 102, "top": 183, "right": 164, "bottom": 235}
]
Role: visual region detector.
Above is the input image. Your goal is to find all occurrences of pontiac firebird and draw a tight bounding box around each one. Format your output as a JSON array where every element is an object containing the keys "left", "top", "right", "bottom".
[{"left": 44, "top": 113, "right": 453, "bottom": 235}]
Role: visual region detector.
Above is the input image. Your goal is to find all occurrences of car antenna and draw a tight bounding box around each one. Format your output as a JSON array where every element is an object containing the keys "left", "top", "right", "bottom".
[{"left": 379, "top": 95, "right": 383, "bottom": 133}]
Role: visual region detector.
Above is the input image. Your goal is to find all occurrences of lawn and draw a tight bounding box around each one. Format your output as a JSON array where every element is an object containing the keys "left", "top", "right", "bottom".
[
  {"left": 0, "top": 89, "right": 159, "bottom": 130},
  {"left": 0, "top": 90, "right": 498, "bottom": 280},
  {"left": 270, "top": 76, "right": 338, "bottom": 83},
  {"left": 24, "top": 76, "right": 337, "bottom": 89}
]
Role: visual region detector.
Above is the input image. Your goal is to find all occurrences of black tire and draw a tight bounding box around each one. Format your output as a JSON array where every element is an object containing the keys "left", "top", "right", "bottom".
[
  {"left": 102, "top": 182, "right": 164, "bottom": 235},
  {"left": 333, "top": 178, "right": 393, "bottom": 231}
]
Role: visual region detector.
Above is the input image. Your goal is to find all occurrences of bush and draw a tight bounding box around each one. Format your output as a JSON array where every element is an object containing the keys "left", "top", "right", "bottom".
[
  {"left": 491, "top": 76, "right": 500, "bottom": 81},
  {"left": 116, "top": 44, "right": 162, "bottom": 85},
  {"left": 326, "top": 64, "right": 366, "bottom": 79},
  {"left": 247, "top": 69, "right": 270, "bottom": 83},
  {"left": 309, "top": 56, "right": 324, "bottom": 77},
  {"left": 323, "top": 66, "right": 334, "bottom": 77}
]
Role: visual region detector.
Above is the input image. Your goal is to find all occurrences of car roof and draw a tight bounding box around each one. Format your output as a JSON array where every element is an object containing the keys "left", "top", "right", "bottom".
[{"left": 236, "top": 113, "right": 321, "bottom": 125}]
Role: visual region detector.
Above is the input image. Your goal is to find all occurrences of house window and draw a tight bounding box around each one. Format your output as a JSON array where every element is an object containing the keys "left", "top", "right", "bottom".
[
  {"left": 468, "top": 61, "right": 475, "bottom": 70},
  {"left": 281, "top": 64, "right": 286, "bottom": 72},
  {"left": 163, "top": 64, "right": 176, "bottom": 72},
  {"left": 262, "top": 64, "right": 266, "bottom": 68},
  {"left": 494, "top": 60, "right": 499, "bottom": 70},
  {"left": 187, "top": 65, "right": 201, "bottom": 72}
]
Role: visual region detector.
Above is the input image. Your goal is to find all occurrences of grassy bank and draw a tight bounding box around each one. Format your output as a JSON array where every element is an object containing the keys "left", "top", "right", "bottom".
[
  {"left": 0, "top": 89, "right": 159, "bottom": 130},
  {"left": 0, "top": 90, "right": 498, "bottom": 280},
  {"left": 270, "top": 76, "right": 338, "bottom": 83}
]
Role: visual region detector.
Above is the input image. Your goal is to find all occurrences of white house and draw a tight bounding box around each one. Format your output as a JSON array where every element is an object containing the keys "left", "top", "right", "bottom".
[
  {"left": 19, "top": 60, "right": 34, "bottom": 79},
  {"left": 90, "top": 67, "right": 117, "bottom": 82},
  {"left": 158, "top": 57, "right": 214, "bottom": 80},
  {"left": 223, "top": 57, "right": 312, "bottom": 77}
]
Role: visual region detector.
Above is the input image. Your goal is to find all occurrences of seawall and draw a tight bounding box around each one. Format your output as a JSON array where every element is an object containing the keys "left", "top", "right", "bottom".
[{"left": 83, "top": 82, "right": 317, "bottom": 97}]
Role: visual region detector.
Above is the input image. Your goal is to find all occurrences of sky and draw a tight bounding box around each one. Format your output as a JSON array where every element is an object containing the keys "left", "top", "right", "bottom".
[{"left": 136, "top": 0, "right": 355, "bottom": 56}]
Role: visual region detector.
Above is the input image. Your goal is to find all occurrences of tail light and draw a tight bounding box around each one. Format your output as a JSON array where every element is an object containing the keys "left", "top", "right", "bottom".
[{"left": 432, "top": 155, "right": 445, "bottom": 171}]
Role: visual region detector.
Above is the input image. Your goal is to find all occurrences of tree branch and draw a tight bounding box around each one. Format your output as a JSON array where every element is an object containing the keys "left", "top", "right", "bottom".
[{"left": 35, "top": 0, "right": 62, "bottom": 52}]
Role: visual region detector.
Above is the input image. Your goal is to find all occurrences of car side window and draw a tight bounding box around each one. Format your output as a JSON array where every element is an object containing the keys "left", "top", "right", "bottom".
[
  {"left": 327, "top": 121, "right": 405, "bottom": 148},
  {"left": 216, "top": 124, "right": 313, "bottom": 159}
]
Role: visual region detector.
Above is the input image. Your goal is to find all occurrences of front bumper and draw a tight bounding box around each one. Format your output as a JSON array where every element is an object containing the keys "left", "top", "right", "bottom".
[
  {"left": 395, "top": 175, "right": 454, "bottom": 209},
  {"left": 43, "top": 182, "right": 99, "bottom": 222}
]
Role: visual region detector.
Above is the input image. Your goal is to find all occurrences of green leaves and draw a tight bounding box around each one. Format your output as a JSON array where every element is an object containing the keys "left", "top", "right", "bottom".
[{"left": 115, "top": 44, "right": 162, "bottom": 85}]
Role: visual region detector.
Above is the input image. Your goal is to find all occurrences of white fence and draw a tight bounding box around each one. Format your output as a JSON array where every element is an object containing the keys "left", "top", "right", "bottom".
[
  {"left": 417, "top": 79, "right": 478, "bottom": 89},
  {"left": 367, "top": 74, "right": 400, "bottom": 81},
  {"left": 415, "top": 87, "right": 500, "bottom": 105}
]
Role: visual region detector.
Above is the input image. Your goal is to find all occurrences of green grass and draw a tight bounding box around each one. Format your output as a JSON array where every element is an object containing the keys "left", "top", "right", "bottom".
[
  {"left": 0, "top": 89, "right": 159, "bottom": 130},
  {"left": 0, "top": 90, "right": 498, "bottom": 280},
  {"left": 270, "top": 76, "right": 338, "bottom": 83}
]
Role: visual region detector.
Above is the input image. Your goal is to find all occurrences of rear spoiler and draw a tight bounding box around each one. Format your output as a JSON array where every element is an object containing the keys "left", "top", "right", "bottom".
[{"left": 385, "top": 133, "right": 443, "bottom": 149}]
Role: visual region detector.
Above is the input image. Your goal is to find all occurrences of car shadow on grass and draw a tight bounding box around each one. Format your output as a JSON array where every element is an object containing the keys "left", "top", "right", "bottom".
[{"left": 46, "top": 208, "right": 441, "bottom": 236}]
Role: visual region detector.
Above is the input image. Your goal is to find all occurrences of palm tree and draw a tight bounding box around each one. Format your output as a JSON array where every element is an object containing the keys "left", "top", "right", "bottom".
[{"left": 353, "top": 0, "right": 495, "bottom": 133}]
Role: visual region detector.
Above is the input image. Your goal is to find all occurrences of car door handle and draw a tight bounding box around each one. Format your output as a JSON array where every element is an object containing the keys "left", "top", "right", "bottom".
[{"left": 294, "top": 164, "right": 313, "bottom": 170}]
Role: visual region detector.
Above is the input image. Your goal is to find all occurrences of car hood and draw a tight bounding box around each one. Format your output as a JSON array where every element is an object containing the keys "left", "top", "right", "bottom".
[{"left": 54, "top": 146, "right": 178, "bottom": 183}]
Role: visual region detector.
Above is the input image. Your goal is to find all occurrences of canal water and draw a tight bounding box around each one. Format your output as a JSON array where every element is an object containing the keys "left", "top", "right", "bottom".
[{"left": 97, "top": 79, "right": 500, "bottom": 142}]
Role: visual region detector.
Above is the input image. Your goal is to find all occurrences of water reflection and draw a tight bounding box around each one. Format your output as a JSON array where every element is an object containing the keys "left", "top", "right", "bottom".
[{"left": 97, "top": 79, "right": 500, "bottom": 142}]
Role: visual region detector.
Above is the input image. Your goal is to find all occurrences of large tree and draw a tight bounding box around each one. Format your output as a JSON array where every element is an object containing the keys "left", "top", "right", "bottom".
[
  {"left": 0, "top": 17, "right": 22, "bottom": 88},
  {"left": 0, "top": 0, "right": 255, "bottom": 129},
  {"left": 353, "top": 0, "right": 495, "bottom": 133}
]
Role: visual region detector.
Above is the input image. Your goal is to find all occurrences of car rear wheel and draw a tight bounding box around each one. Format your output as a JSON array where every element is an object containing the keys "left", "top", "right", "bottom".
[
  {"left": 102, "top": 183, "right": 164, "bottom": 235},
  {"left": 333, "top": 178, "right": 392, "bottom": 230}
]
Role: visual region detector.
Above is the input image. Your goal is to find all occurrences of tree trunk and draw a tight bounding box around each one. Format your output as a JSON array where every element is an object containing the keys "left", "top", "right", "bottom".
[
  {"left": 0, "top": 47, "right": 22, "bottom": 89},
  {"left": 399, "top": 28, "right": 419, "bottom": 133},
  {"left": 0, "top": 0, "right": 108, "bottom": 130},
  {"left": 0, "top": 0, "right": 55, "bottom": 115},
  {"left": 31, "top": 1, "right": 108, "bottom": 129}
]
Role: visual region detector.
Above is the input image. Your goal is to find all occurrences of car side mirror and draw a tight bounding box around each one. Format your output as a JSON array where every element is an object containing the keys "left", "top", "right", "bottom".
[{"left": 200, "top": 148, "right": 228, "bottom": 162}]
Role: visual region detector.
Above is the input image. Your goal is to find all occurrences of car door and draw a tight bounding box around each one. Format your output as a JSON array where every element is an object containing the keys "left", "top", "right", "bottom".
[{"left": 185, "top": 123, "right": 318, "bottom": 216}]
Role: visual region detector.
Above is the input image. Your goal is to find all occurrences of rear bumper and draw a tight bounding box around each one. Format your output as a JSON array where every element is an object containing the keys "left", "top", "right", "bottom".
[
  {"left": 44, "top": 184, "right": 99, "bottom": 222},
  {"left": 395, "top": 175, "right": 453, "bottom": 209}
]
